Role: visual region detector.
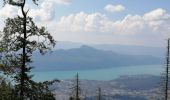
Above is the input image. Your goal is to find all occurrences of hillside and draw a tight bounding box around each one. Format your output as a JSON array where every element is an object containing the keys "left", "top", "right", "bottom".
[
  {"left": 51, "top": 75, "right": 161, "bottom": 100},
  {"left": 55, "top": 41, "right": 164, "bottom": 57},
  {"left": 32, "top": 45, "right": 162, "bottom": 71}
]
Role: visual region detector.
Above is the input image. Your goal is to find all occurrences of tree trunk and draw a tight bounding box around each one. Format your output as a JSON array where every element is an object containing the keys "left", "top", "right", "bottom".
[{"left": 20, "top": 1, "right": 26, "bottom": 99}]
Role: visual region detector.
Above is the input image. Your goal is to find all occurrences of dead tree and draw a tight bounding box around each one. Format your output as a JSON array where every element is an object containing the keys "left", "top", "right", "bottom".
[
  {"left": 97, "top": 87, "right": 102, "bottom": 100},
  {"left": 70, "top": 73, "right": 81, "bottom": 100}
]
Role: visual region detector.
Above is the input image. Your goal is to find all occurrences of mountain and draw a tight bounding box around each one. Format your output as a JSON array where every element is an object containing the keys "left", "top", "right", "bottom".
[
  {"left": 55, "top": 41, "right": 164, "bottom": 58},
  {"left": 114, "top": 75, "right": 160, "bottom": 90},
  {"left": 92, "top": 44, "right": 164, "bottom": 58},
  {"left": 32, "top": 45, "right": 162, "bottom": 71}
]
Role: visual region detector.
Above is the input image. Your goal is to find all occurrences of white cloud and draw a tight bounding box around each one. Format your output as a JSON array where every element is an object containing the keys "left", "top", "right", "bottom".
[
  {"left": 37, "top": 8, "right": 169, "bottom": 46},
  {"left": 0, "top": 0, "right": 73, "bottom": 22},
  {"left": 56, "top": 12, "right": 109, "bottom": 32},
  {"left": 143, "top": 8, "right": 168, "bottom": 21},
  {"left": 29, "top": 0, "right": 73, "bottom": 21},
  {"left": 52, "top": 8, "right": 170, "bottom": 35},
  {"left": 143, "top": 8, "right": 170, "bottom": 32},
  {"left": 29, "top": 0, "right": 55, "bottom": 21},
  {"left": 0, "top": 1, "right": 169, "bottom": 46},
  {"left": 104, "top": 4, "right": 125, "bottom": 12},
  {"left": 56, "top": 12, "right": 143, "bottom": 35},
  {"left": 0, "top": 4, "right": 19, "bottom": 30},
  {"left": 0, "top": 4, "right": 18, "bottom": 19},
  {"left": 55, "top": 0, "right": 73, "bottom": 5}
]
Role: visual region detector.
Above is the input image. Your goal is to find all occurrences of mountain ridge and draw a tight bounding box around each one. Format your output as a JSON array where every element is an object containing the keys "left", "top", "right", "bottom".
[
  {"left": 55, "top": 41, "right": 164, "bottom": 57},
  {"left": 32, "top": 45, "right": 163, "bottom": 71}
]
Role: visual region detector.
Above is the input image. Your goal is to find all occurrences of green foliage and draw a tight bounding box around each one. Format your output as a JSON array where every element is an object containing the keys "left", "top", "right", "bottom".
[
  {"left": 0, "top": 15, "right": 55, "bottom": 77},
  {"left": 0, "top": 75, "right": 58, "bottom": 100},
  {"left": 0, "top": 0, "right": 57, "bottom": 99},
  {"left": 0, "top": 76, "right": 20, "bottom": 100},
  {"left": 28, "top": 80, "right": 58, "bottom": 100},
  {"left": 0, "top": 16, "right": 56, "bottom": 99},
  {"left": 0, "top": 0, "right": 58, "bottom": 99},
  {"left": 1, "top": 16, "right": 55, "bottom": 55}
]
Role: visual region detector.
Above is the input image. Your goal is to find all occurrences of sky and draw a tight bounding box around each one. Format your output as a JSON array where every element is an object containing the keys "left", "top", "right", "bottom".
[{"left": 0, "top": 0, "right": 170, "bottom": 47}]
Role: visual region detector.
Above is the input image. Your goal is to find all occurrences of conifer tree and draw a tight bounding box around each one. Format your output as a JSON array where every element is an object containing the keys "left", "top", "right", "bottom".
[
  {"left": 1, "top": 0, "right": 56, "bottom": 99},
  {"left": 0, "top": 75, "right": 20, "bottom": 100}
]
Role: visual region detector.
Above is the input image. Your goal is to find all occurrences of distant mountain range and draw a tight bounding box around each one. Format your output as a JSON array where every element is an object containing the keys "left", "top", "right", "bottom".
[
  {"left": 55, "top": 41, "right": 165, "bottom": 57},
  {"left": 32, "top": 45, "right": 163, "bottom": 71}
]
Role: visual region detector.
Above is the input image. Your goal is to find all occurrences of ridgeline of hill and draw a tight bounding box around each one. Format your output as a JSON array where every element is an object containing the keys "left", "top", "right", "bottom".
[{"left": 32, "top": 45, "right": 162, "bottom": 71}]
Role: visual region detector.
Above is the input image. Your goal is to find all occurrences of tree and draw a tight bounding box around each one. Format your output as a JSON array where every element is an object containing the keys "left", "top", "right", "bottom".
[
  {"left": 0, "top": 75, "right": 20, "bottom": 100},
  {"left": 27, "top": 79, "right": 59, "bottom": 100},
  {"left": 159, "top": 38, "right": 170, "bottom": 100},
  {"left": 96, "top": 87, "right": 102, "bottom": 100},
  {"left": 1, "top": 0, "right": 56, "bottom": 99},
  {"left": 164, "top": 38, "right": 170, "bottom": 100},
  {"left": 70, "top": 73, "right": 81, "bottom": 100}
]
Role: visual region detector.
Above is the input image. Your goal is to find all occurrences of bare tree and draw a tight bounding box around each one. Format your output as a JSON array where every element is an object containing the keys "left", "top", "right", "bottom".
[
  {"left": 96, "top": 87, "right": 102, "bottom": 100},
  {"left": 159, "top": 38, "right": 170, "bottom": 100},
  {"left": 164, "top": 38, "right": 170, "bottom": 100},
  {"left": 70, "top": 73, "right": 81, "bottom": 100}
]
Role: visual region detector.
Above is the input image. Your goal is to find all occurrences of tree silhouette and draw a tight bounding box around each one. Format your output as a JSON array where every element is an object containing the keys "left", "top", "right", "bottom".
[
  {"left": 1, "top": 0, "right": 56, "bottom": 99},
  {"left": 159, "top": 38, "right": 170, "bottom": 100},
  {"left": 96, "top": 87, "right": 102, "bottom": 100},
  {"left": 70, "top": 73, "right": 81, "bottom": 100},
  {"left": 164, "top": 38, "right": 170, "bottom": 100},
  {"left": 0, "top": 76, "right": 19, "bottom": 100}
]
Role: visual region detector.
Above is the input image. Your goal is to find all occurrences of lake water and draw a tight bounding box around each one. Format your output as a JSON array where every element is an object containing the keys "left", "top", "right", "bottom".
[{"left": 32, "top": 65, "right": 164, "bottom": 82}]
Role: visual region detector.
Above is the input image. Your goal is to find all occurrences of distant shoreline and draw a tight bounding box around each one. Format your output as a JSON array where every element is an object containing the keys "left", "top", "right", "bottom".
[{"left": 32, "top": 64, "right": 163, "bottom": 82}]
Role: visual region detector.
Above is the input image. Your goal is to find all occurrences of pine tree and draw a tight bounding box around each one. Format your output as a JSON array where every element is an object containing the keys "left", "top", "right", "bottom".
[
  {"left": 1, "top": 0, "right": 56, "bottom": 99},
  {"left": 0, "top": 76, "right": 19, "bottom": 100}
]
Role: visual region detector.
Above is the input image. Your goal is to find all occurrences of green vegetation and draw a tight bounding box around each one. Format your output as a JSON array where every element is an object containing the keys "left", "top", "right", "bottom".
[
  {"left": 0, "top": 76, "right": 19, "bottom": 100},
  {"left": 0, "top": 0, "right": 57, "bottom": 99},
  {"left": 0, "top": 1, "right": 168, "bottom": 100}
]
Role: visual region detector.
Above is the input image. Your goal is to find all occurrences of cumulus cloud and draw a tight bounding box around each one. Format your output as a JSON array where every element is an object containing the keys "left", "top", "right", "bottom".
[
  {"left": 143, "top": 8, "right": 168, "bottom": 21},
  {"left": 56, "top": 12, "right": 109, "bottom": 32},
  {"left": 37, "top": 8, "right": 168, "bottom": 46},
  {"left": 0, "top": 0, "right": 73, "bottom": 22},
  {"left": 55, "top": 12, "right": 143, "bottom": 35},
  {"left": 29, "top": 0, "right": 55, "bottom": 21},
  {"left": 104, "top": 4, "right": 125, "bottom": 12},
  {"left": 0, "top": 4, "right": 18, "bottom": 19},
  {"left": 143, "top": 8, "right": 170, "bottom": 32},
  {"left": 29, "top": 0, "right": 73, "bottom": 21},
  {"left": 54, "top": 8, "right": 170, "bottom": 36},
  {"left": 0, "top": 4, "right": 19, "bottom": 30},
  {"left": 0, "top": 1, "right": 169, "bottom": 46},
  {"left": 55, "top": 0, "right": 73, "bottom": 5}
]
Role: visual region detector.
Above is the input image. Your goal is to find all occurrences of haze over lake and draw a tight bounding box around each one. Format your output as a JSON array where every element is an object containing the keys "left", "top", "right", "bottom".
[
  {"left": 31, "top": 42, "right": 164, "bottom": 82},
  {"left": 33, "top": 64, "right": 163, "bottom": 82}
]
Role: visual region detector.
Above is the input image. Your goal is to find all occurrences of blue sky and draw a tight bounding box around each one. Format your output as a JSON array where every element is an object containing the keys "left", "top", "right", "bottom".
[
  {"left": 0, "top": 0, "right": 170, "bottom": 47},
  {"left": 52, "top": 0, "right": 170, "bottom": 19}
]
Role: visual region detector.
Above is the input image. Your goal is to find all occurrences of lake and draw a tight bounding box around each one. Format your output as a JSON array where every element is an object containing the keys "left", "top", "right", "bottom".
[{"left": 32, "top": 65, "right": 164, "bottom": 82}]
